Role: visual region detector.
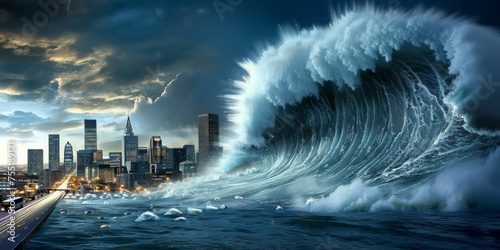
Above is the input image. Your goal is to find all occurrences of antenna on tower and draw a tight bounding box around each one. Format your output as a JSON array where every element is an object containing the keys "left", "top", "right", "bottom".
[{"left": 125, "top": 115, "right": 133, "bottom": 135}]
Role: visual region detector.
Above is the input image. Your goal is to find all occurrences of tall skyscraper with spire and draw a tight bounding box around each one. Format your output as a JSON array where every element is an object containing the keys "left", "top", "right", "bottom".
[{"left": 124, "top": 116, "right": 139, "bottom": 163}]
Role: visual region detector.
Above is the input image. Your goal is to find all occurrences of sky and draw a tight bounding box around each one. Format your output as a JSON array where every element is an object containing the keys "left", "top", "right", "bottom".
[{"left": 0, "top": 0, "right": 499, "bottom": 165}]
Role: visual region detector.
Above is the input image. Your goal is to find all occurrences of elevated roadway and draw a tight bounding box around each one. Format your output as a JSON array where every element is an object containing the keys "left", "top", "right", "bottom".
[{"left": 0, "top": 172, "right": 73, "bottom": 250}]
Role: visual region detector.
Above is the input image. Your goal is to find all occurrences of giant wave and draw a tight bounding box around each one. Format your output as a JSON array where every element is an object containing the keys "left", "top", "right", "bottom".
[{"left": 158, "top": 6, "right": 500, "bottom": 212}]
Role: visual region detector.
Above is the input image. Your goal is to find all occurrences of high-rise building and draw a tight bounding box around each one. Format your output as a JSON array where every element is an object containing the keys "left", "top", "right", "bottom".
[
  {"left": 166, "top": 147, "right": 173, "bottom": 165},
  {"left": 109, "top": 152, "right": 122, "bottom": 168},
  {"left": 138, "top": 147, "right": 148, "bottom": 162},
  {"left": 77, "top": 150, "right": 94, "bottom": 178},
  {"left": 180, "top": 161, "right": 197, "bottom": 180},
  {"left": 149, "top": 136, "right": 162, "bottom": 164},
  {"left": 64, "top": 141, "right": 73, "bottom": 174},
  {"left": 93, "top": 150, "right": 103, "bottom": 163},
  {"left": 48, "top": 134, "right": 60, "bottom": 171},
  {"left": 84, "top": 119, "right": 97, "bottom": 150},
  {"left": 123, "top": 116, "right": 138, "bottom": 163},
  {"left": 27, "top": 149, "right": 43, "bottom": 175},
  {"left": 43, "top": 169, "right": 62, "bottom": 190},
  {"left": 85, "top": 164, "right": 98, "bottom": 181},
  {"left": 183, "top": 144, "right": 195, "bottom": 162},
  {"left": 171, "top": 148, "right": 186, "bottom": 172},
  {"left": 198, "top": 114, "right": 222, "bottom": 171},
  {"left": 162, "top": 146, "right": 168, "bottom": 165},
  {"left": 98, "top": 164, "right": 114, "bottom": 183}
]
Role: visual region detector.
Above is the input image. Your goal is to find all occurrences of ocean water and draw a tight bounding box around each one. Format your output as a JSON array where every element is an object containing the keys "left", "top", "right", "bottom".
[{"left": 26, "top": 196, "right": 500, "bottom": 249}]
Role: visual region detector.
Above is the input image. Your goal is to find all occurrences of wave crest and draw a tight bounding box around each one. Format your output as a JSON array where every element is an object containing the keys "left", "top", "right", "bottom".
[{"left": 225, "top": 7, "right": 500, "bottom": 151}]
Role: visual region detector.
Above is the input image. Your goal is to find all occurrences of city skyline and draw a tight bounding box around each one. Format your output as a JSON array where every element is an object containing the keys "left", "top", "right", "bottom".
[
  {"left": 0, "top": 117, "right": 211, "bottom": 166},
  {"left": 0, "top": 116, "right": 201, "bottom": 165},
  {"left": 17, "top": 117, "right": 205, "bottom": 169}
]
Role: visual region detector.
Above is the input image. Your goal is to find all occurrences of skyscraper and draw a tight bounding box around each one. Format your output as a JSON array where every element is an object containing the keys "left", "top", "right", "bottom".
[
  {"left": 27, "top": 149, "right": 43, "bottom": 175},
  {"left": 171, "top": 148, "right": 186, "bottom": 171},
  {"left": 48, "top": 134, "right": 60, "bottom": 170},
  {"left": 124, "top": 116, "right": 139, "bottom": 163},
  {"left": 198, "top": 114, "right": 222, "bottom": 171},
  {"left": 77, "top": 150, "right": 94, "bottom": 178},
  {"left": 109, "top": 152, "right": 122, "bottom": 168},
  {"left": 84, "top": 119, "right": 97, "bottom": 150},
  {"left": 165, "top": 147, "right": 173, "bottom": 165},
  {"left": 93, "top": 150, "right": 103, "bottom": 163},
  {"left": 138, "top": 147, "right": 148, "bottom": 162},
  {"left": 64, "top": 141, "right": 73, "bottom": 174},
  {"left": 183, "top": 144, "right": 195, "bottom": 162},
  {"left": 162, "top": 146, "right": 168, "bottom": 164},
  {"left": 149, "top": 136, "right": 162, "bottom": 164}
]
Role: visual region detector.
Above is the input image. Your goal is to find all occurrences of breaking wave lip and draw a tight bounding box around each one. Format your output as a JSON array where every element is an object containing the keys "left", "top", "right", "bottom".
[{"left": 156, "top": 6, "right": 500, "bottom": 212}]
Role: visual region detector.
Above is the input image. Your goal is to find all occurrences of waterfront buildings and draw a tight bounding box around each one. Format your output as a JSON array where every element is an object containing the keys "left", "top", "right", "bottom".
[{"left": 18, "top": 112, "right": 223, "bottom": 187}]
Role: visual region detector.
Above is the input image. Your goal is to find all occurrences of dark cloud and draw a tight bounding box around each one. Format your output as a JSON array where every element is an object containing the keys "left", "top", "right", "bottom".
[
  {"left": 37, "top": 79, "right": 59, "bottom": 102},
  {"left": 1, "top": 0, "right": 324, "bottom": 121},
  {"left": 0, "top": 1, "right": 218, "bottom": 109},
  {"left": 131, "top": 70, "right": 225, "bottom": 134}
]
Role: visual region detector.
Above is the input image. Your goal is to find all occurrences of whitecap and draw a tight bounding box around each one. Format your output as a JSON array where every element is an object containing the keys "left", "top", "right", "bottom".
[
  {"left": 164, "top": 208, "right": 183, "bottom": 215},
  {"left": 135, "top": 211, "right": 160, "bottom": 222}
]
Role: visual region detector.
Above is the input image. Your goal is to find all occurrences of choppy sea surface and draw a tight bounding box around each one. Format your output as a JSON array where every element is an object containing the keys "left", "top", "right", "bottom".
[{"left": 25, "top": 196, "right": 500, "bottom": 249}]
